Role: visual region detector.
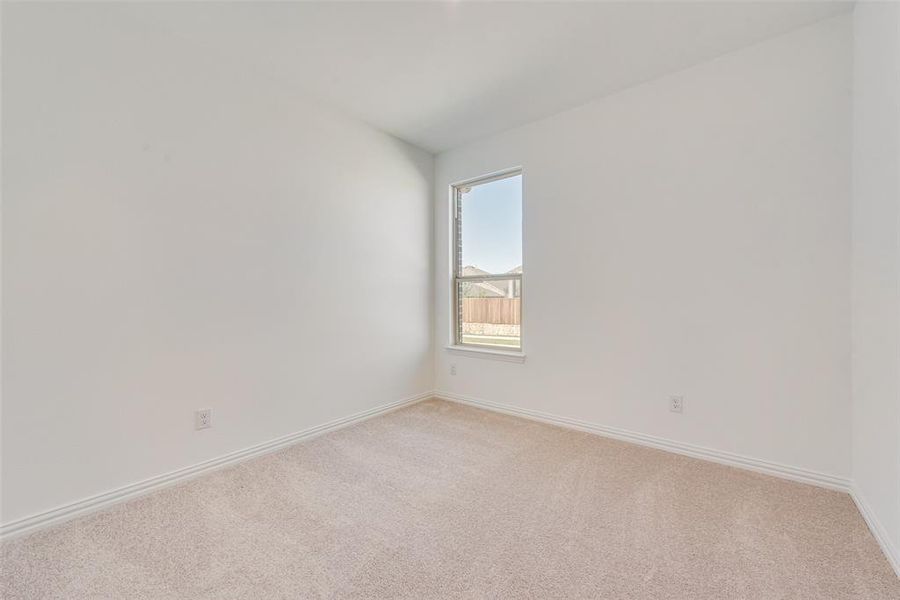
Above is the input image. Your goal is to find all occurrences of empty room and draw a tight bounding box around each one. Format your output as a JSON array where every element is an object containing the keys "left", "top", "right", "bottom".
[{"left": 2, "top": 1, "right": 900, "bottom": 598}]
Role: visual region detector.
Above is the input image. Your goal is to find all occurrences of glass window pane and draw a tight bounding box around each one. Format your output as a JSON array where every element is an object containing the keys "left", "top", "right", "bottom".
[
  {"left": 459, "top": 174, "right": 522, "bottom": 277},
  {"left": 458, "top": 278, "right": 521, "bottom": 349}
]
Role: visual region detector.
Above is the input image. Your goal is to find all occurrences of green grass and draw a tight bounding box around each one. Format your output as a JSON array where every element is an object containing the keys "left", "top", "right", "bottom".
[{"left": 461, "top": 334, "right": 521, "bottom": 348}]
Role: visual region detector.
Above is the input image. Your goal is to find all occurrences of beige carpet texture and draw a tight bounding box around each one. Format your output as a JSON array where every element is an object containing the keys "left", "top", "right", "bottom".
[{"left": 2, "top": 399, "right": 898, "bottom": 599}]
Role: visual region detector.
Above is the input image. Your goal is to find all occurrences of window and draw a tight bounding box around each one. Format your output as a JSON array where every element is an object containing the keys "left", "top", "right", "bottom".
[{"left": 452, "top": 170, "right": 523, "bottom": 351}]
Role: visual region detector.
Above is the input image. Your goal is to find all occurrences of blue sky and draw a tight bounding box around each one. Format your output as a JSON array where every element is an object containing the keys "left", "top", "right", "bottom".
[{"left": 461, "top": 174, "right": 522, "bottom": 274}]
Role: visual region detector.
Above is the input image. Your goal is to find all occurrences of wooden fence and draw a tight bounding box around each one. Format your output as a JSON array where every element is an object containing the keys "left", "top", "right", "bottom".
[{"left": 462, "top": 298, "right": 521, "bottom": 325}]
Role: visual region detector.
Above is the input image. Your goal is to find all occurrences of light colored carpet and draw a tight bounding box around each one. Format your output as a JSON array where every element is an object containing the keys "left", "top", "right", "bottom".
[{"left": 2, "top": 399, "right": 898, "bottom": 599}]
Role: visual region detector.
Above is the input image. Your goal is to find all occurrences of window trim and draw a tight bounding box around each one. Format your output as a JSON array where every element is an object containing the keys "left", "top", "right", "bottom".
[
  {"left": 444, "top": 344, "right": 526, "bottom": 363},
  {"left": 450, "top": 167, "right": 524, "bottom": 357}
]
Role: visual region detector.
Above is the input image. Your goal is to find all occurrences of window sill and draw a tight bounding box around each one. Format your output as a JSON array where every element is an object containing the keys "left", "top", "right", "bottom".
[{"left": 445, "top": 345, "right": 526, "bottom": 363}]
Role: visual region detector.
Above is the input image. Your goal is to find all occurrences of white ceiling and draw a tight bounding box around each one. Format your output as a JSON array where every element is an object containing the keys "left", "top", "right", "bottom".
[{"left": 122, "top": 1, "right": 852, "bottom": 153}]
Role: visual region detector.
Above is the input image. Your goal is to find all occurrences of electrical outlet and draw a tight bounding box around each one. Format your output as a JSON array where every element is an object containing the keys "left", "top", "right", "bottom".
[
  {"left": 669, "top": 396, "right": 684, "bottom": 414},
  {"left": 195, "top": 408, "right": 212, "bottom": 430},
  {"left": 450, "top": 364, "right": 457, "bottom": 376}
]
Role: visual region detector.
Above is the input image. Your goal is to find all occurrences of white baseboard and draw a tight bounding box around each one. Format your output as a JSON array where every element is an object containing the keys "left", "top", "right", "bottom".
[
  {"left": 0, "top": 391, "right": 432, "bottom": 540},
  {"left": 434, "top": 391, "right": 852, "bottom": 492},
  {"left": 851, "top": 487, "right": 900, "bottom": 578},
  {"left": 8, "top": 389, "right": 897, "bottom": 581}
]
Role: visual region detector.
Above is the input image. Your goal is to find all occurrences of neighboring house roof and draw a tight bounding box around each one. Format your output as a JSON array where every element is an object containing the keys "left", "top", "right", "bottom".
[
  {"left": 461, "top": 265, "right": 489, "bottom": 278},
  {"left": 462, "top": 265, "right": 522, "bottom": 277},
  {"left": 468, "top": 282, "right": 506, "bottom": 298},
  {"left": 460, "top": 265, "right": 522, "bottom": 298}
]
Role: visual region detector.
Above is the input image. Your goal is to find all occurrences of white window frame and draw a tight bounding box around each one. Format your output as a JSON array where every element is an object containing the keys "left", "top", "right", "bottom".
[{"left": 448, "top": 167, "right": 525, "bottom": 361}]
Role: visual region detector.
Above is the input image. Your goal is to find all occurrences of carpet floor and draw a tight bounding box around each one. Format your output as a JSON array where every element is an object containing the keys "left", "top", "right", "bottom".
[{"left": 2, "top": 399, "right": 898, "bottom": 599}]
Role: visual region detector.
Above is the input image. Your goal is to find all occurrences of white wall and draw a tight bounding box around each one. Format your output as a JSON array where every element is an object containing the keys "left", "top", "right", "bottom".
[
  {"left": 851, "top": 1, "right": 900, "bottom": 570},
  {"left": 435, "top": 16, "right": 852, "bottom": 480},
  {"left": 1, "top": 5, "right": 433, "bottom": 524}
]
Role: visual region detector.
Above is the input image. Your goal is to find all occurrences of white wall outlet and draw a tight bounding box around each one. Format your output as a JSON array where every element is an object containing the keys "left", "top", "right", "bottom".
[
  {"left": 195, "top": 408, "right": 212, "bottom": 430},
  {"left": 669, "top": 395, "right": 684, "bottom": 413},
  {"left": 450, "top": 364, "right": 457, "bottom": 376}
]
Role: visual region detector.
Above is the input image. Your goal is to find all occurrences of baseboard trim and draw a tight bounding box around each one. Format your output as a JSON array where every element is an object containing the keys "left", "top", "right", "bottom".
[
  {"left": 0, "top": 391, "right": 432, "bottom": 540},
  {"left": 10, "top": 389, "right": 895, "bottom": 580},
  {"left": 851, "top": 488, "right": 900, "bottom": 578},
  {"left": 434, "top": 391, "right": 852, "bottom": 492}
]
